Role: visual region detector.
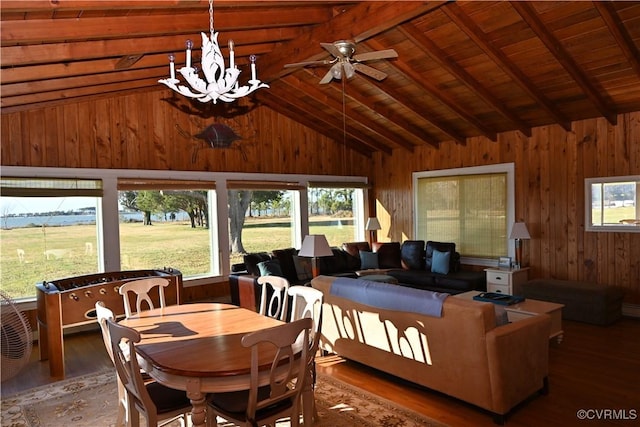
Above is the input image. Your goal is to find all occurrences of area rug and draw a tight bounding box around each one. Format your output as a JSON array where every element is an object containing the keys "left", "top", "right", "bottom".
[{"left": 1, "top": 370, "right": 448, "bottom": 427}]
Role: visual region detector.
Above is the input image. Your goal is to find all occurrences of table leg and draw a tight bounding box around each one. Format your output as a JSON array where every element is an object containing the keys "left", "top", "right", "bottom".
[{"left": 186, "top": 379, "right": 207, "bottom": 427}]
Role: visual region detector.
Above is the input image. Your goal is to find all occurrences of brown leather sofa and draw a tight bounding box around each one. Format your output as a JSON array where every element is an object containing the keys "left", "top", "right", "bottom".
[{"left": 312, "top": 275, "right": 551, "bottom": 424}]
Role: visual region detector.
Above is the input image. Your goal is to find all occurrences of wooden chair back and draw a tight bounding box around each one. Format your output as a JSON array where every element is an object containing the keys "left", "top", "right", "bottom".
[
  {"left": 95, "top": 301, "right": 127, "bottom": 427},
  {"left": 244, "top": 317, "right": 312, "bottom": 426},
  {"left": 106, "top": 318, "right": 191, "bottom": 427},
  {"left": 257, "top": 275, "right": 290, "bottom": 321},
  {"left": 118, "top": 277, "right": 170, "bottom": 318}
]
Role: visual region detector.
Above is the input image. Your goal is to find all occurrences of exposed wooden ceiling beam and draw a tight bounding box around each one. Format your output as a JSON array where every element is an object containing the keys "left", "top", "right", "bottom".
[
  {"left": 442, "top": 3, "right": 572, "bottom": 132},
  {"left": 398, "top": 22, "right": 532, "bottom": 138},
  {"left": 511, "top": 1, "right": 617, "bottom": 125},
  {"left": 1, "top": 28, "right": 301, "bottom": 66},
  {"left": 264, "top": 81, "right": 389, "bottom": 155},
  {"left": 284, "top": 75, "right": 411, "bottom": 152},
  {"left": 339, "top": 81, "right": 439, "bottom": 148},
  {"left": 1, "top": 7, "right": 332, "bottom": 45},
  {"left": 258, "top": 1, "right": 446, "bottom": 83},
  {"left": 594, "top": 1, "right": 640, "bottom": 79},
  {"left": 366, "top": 39, "right": 482, "bottom": 144},
  {"left": 1, "top": 44, "right": 277, "bottom": 85}
]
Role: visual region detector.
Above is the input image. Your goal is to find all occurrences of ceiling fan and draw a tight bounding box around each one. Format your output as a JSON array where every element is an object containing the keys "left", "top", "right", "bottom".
[{"left": 284, "top": 40, "right": 398, "bottom": 84}]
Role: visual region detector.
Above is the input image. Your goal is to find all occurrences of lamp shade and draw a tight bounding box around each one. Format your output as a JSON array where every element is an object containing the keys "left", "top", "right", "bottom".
[
  {"left": 298, "top": 235, "right": 333, "bottom": 258},
  {"left": 365, "top": 217, "right": 381, "bottom": 231},
  {"left": 509, "top": 222, "right": 531, "bottom": 240}
]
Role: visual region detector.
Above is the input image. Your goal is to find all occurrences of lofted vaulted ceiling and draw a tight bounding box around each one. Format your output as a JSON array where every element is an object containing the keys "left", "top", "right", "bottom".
[{"left": 2, "top": 1, "right": 640, "bottom": 157}]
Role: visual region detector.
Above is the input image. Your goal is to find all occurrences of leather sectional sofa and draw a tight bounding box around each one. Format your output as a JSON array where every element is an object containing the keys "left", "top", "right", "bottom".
[
  {"left": 229, "top": 239, "right": 486, "bottom": 309},
  {"left": 312, "top": 274, "right": 551, "bottom": 423}
]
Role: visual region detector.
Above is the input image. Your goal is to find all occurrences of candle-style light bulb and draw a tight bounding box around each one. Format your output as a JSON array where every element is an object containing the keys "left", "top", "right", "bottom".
[
  {"left": 168, "top": 53, "right": 176, "bottom": 80},
  {"left": 250, "top": 54, "right": 257, "bottom": 81},
  {"left": 228, "top": 39, "right": 235, "bottom": 69},
  {"left": 185, "top": 39, "right": 193, "bottom": 69}
]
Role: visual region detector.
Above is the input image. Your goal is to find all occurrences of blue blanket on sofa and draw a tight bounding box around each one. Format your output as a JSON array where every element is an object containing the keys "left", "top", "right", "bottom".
[{"left": 330, "top": 277, "right": 448, "bottom": 317}]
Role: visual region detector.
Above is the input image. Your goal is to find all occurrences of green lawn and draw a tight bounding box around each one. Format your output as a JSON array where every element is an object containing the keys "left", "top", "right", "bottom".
[{"left": 0, "top": 216, "right": 355, "bottom": 299}]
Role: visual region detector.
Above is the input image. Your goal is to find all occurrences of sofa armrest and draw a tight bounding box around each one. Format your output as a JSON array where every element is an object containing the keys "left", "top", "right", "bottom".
[{"left": 485, "top": 314, "right": 551, "bottom": 414}]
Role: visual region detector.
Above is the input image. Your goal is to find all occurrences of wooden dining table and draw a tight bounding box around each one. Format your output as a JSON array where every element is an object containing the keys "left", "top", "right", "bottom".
[{"left": 118, "top": 302, "right": 313, "bottom": 427}]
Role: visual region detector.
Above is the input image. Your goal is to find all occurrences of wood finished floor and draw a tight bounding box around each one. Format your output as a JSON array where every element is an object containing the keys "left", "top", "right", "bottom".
[{"left": 2, "top": 316, "right": 639, "bottom": 427}]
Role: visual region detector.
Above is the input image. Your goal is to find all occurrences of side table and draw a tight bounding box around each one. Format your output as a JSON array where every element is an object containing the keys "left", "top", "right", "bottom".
[{"left": 484, "top": 267, "right": 529, "bottom": 295}]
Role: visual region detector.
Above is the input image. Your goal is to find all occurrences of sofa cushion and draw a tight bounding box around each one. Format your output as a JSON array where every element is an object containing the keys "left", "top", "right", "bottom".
[
  {"left": 400, "top": 240, "right": 425, "bottom": 270},
  {"left": 386, "top": 269, "right": 436, "bottom": 288},
  {"left": 372, "top": 242, "right": 402, "bottom": 268},
  {"left": 271, "top": 248, "right": 299, "bottom": 283},
  {"left": 425, "top": 241, "right": 459, "bottom": 273},
  {"left": 359, "top": 251, "right": 379, "bottom": 269},
  {"left": 257, "top": 260, "right": 283, "bottom": 277},
  {"left": 243, "top": 252, "right": 272, "bottom": 276},
  {"left": 431, "top": 249, "right": 451, "bottom": 274},
  {"left": 342, "top": 242, "right": 371, "bottom": 258},
  {"left": 318, "top": 248, "right": 349, "bottom": 275}
]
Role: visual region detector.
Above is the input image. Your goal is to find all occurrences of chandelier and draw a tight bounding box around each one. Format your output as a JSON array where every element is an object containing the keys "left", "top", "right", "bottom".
[{"left": 158, "top": 0, "right": 269, "bottom": 103}]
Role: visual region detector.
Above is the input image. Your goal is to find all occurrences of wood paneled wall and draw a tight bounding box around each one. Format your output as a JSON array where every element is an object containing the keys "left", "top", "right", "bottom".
[
  {"left": 1, "top": 91, "right": 638, "bottom": 304},
  {"left": 372, "top": 112, "right": 640, "bottom": 304},
  {"left": 0, "top": 90, "right": 371, "bottom": 177}
]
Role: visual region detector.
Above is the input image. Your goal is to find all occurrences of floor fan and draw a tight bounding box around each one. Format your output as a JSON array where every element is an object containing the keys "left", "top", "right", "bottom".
[{"left": 1, "top": 290, "right": 33, "bottom": 382}]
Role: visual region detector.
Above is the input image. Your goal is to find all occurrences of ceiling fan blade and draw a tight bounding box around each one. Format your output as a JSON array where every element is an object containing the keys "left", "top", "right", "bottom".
[
  {"left": 321, "top": 42, "right": 344, "bottom": 59},
  {"left": 319, "top": 69, "right": 335, "bottom": 84},
  {"left": 353, "top": 63, "right": 388, "bottom": 81},
  {"left": 353, "top": 49, "right": 398, "bottom": 62},
  {"left": 284, "top": 59, "right": 332, "bottom": 68}
]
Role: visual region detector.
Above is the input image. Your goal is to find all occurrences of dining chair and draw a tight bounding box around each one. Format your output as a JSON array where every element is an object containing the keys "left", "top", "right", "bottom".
[
  {"left": 256, "top": 275, "right": 290, "bottom": 321},
  {"left": 118, "top": 277, "right": 170, "bottom": 318},
  {"left": 206, "top": 317, "right": 313, "bottom": 427},
  {"left": 95, "top": 301, "right": 127, "bottom": 427},
  {"left": 106, "top": 317, "right": 193, "bottom": 427},
  {"left": 287, "top": 286, "right": 324, "bottom": 422}
]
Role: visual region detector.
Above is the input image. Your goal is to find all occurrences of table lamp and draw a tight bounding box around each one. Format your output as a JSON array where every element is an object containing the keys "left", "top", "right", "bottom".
[
  {"left": 365, "top": 217, "right": 381, "bottom": 244},
  {"left": 298, "top": 234, "right": 333, "bottom": 278},
  {"left": 509, "top": 222, "right": 531, "bottom": 269}
]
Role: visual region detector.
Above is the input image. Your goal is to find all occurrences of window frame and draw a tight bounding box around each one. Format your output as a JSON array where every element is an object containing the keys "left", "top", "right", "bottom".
[
  {"left": 585, "top": 175, "right": 640, "bottom": 233},
  {"left": 413, "top": 163, "right": 515, "bottom": 267}
]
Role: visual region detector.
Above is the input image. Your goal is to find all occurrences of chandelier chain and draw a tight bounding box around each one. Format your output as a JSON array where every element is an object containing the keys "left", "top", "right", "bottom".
[{"left": 209, "top": 0, "right": 214, "bottom": 38}]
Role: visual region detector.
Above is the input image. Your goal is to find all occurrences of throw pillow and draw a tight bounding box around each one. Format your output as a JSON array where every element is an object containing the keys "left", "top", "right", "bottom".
[
  {"left": 257, "top": 260, "right": 284, "bottom": 277},
  {"left": 431, "top": 249, "right": 451, "bottom": 274},
  {"left": 359, "top": 250, "right": 379, "bottom": 270},
  {"left": 292, "top": 255, "right": 313, "bottom": 281}
]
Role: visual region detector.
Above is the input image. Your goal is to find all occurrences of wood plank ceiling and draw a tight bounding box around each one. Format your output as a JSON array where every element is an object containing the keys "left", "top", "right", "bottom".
[{"left": 2, "top": 1, "right": 640, "bottom": 156}]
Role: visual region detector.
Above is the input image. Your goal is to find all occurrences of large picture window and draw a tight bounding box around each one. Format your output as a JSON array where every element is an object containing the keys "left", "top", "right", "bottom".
[
  {"left": 118, "top": 179, "right": 218, "bottom": 278},
  {"left": 308, "top": 182, "right": 366, "bottom": 247},
  {"left": 585, "top": 176, "right": 639, "bottom": 232},
  {"left": 0, "top": 167, "right": 368, "bottom": 301},
  {"left": 0, "top": 177, "right": 102, "bottom": 299},
  {"left": 414, "top": 164, "right": 515, "bottom": 265}
]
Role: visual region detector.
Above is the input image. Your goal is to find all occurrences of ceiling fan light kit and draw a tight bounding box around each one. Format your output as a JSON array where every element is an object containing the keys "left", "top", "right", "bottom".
[
  {"left": 158, "top": 0, "right": 268, "bottom": 103},
  {"left": 285, "top": 40, "right": 398, "bottom": 85}
]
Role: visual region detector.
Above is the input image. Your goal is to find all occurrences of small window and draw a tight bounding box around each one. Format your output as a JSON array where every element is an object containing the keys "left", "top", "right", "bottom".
[{"left": 586, "top": 176, "right": 640, "bottom": 232}]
